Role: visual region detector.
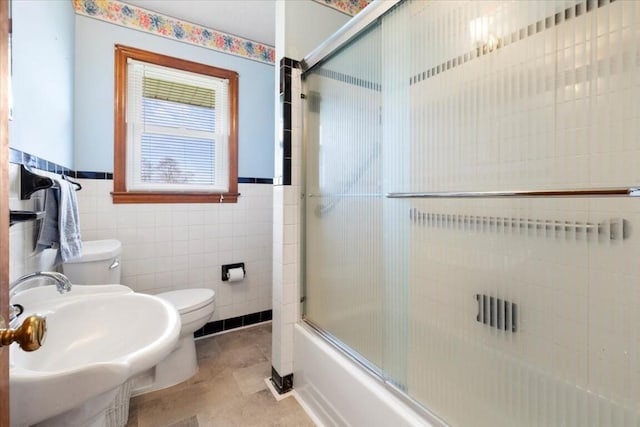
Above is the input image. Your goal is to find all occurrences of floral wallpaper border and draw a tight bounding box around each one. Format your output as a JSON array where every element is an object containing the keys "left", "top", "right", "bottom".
[
  {"left": 73, "top": 0, "right": 275, "bottom": 65},
  {"left": 311, "top": 0, "right": 371, "bottom": 16}
]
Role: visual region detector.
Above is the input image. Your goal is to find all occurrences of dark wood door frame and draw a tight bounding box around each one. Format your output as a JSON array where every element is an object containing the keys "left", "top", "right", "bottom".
[{"left": 0, "top": 0, "right": 11, "bottom": 425}]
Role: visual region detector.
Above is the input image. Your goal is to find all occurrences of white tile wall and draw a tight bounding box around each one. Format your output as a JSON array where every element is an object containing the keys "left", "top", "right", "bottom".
[
  {"left": 9, "top": 164, "right": 273, "bottom": 322},
  {"left": 272, "top": 66, "right": 303, "bottom": 377},
  {"left": 76, "top": 179, "right": 273, "bottom": 320},
  {"left": 272, "top": 185, "right": 284, "bottom": 374}
]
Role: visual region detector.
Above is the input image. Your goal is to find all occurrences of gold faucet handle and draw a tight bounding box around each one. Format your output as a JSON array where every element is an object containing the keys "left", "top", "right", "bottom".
[{"left": 0, "top": 315, "right": 47, "bottom": 352}]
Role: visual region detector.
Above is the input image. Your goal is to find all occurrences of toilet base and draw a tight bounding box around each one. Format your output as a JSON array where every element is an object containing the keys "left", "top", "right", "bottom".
[{"left": 130, "top": 336, "right": 198, "bottom": 396}]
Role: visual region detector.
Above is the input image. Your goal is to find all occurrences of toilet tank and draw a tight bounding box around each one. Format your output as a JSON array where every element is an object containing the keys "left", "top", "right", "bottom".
[{"left": 62, "top": 239, "right": 122, "bottom": 285}]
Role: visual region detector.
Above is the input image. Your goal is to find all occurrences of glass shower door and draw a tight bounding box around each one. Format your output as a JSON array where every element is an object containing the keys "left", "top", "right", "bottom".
[
  {"left": 303, "top": 0, "right": 640, "bottom": 425},
  {"left": 303, "top": 24, "right": 387, "bottom": 372}
]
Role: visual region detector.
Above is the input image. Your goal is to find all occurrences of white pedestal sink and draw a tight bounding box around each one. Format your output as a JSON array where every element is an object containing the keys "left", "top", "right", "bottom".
[{"left": 9, "top": 285, "right": 180, "bottom": 427}]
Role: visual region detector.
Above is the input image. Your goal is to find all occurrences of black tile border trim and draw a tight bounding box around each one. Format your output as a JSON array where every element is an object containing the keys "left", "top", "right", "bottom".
[
  {"left": 193, "top": 309, "right": 272, "bottom": 338},
  {"left": 237, "top": 177, "right": 274, "bottom": 184},
  {"left": 75, "top": 171, "right": 114, "bottom": 180},
  {"left": 10, "top": 147, "right": 74, "bottom": 176},
  {"left": 9, "top": 148, "right": 273, "bottom": 184},
  {"left": 271, "top": 366, "right": 294, "bottom": 394},
  {"left": 278, "top": 56, "right": 300, "bottom": 187},
  {"left": 280, "top": 57, "right": 300, "bottom": 69}
]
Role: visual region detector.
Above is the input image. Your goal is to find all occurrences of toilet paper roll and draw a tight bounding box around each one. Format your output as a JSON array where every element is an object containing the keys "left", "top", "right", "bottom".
[{"left": 227, "top": 267, "right": 245, "bottom": 282}]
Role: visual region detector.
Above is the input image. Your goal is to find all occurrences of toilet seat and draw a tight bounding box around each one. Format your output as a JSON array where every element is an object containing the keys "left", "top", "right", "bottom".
[
  {"left": 155, "top": 289, "right": 216, "bottom": 338},
  {"left": 157, "top": 289, "right": 215, "bottom": 314}
]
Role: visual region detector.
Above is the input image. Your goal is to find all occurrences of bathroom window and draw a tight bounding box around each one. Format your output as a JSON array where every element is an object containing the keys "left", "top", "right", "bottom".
[{"left": 112, "top": 45, "right": 239, "bottom": 203}]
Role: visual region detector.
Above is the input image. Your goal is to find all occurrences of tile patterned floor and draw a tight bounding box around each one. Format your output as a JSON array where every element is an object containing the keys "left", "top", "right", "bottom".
[{"left": 126, "top": 324, "right": 314, "bottom": 427}]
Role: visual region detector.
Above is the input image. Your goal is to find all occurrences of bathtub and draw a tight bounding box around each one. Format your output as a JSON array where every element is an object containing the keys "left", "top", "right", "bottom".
[{"left": 293, "top": 322, "right": 445, "bottom": 427}]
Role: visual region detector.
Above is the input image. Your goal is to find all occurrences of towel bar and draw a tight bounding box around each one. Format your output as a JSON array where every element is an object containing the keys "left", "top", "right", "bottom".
[
  {"left": 19, "top": 164, "right": 83, "bottom": 200},
  {"left": 20, "top": 165, "right": 54, "bottom": 200}
]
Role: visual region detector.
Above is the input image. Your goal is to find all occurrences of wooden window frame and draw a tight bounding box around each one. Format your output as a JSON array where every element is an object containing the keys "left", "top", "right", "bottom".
[{"left": 112, "top": 44, "right": 239, "bottom": 204}]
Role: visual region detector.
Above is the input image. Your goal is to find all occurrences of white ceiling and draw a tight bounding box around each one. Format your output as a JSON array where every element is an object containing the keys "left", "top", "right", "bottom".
[{"left": 123, "top": 0, "right": 276, "bottom": 46}]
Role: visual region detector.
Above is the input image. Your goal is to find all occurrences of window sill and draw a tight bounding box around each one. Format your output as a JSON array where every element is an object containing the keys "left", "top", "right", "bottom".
[{"left": 111, "top": 191, "right": 239, "bottom": 204}]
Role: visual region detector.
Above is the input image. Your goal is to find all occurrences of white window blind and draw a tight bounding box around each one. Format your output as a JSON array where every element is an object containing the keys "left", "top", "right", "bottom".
[{"left": 126, "top": 59, "right": 230, "bottom": 192}]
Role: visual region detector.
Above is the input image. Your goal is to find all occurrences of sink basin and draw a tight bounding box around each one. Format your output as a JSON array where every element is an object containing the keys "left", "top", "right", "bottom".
[
  {"left": 10, "top": 284, "right": 133, "bottom": 309},
  {"left": 9, "top": 286, "right": 180, "bottom": 426}
]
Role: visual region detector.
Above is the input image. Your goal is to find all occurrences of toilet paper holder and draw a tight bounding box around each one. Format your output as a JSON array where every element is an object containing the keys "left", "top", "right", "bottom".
[{"left": 221, "top": 263, "right": 246, "bottom": 281}]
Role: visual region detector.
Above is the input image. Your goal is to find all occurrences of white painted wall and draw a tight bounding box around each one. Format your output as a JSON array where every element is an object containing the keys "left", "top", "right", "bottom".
[
  {"left": 10, "top": 0, "right": 75, "bottom": 168},
  {"left": 8, "top": 164, "right": 273, "bottom": 321},
  {"left": 74, "top": 15, "right": 275, "bottom": 178},
  {"left": 277, "top": 0, "right": 350, "bottom": 61}
]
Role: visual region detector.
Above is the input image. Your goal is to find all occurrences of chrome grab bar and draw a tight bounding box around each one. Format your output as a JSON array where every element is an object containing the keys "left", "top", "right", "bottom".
[{"left": 387, "top": 187, "right": 640, "bottom": 199}]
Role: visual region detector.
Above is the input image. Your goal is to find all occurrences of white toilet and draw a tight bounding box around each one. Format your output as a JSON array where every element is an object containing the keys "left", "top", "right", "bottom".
[{"left": 62, "top": 239, "right": 216, "bottom": 395}]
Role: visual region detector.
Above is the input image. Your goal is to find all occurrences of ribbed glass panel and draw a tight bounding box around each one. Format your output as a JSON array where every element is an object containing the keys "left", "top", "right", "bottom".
[
  {"left": 380, "top": 1, "right": 411, "bottom": 391},
  {"left": 304, "top": 24, "right": 384, "bottom": 369},
  {"left": 304, "top": 0, "right": 640, "bottom": 425}
]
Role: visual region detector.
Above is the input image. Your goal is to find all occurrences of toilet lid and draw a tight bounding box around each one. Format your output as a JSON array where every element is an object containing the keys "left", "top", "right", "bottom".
[{"left": 157, "top": 289, "right": 215, "bottom": 314}]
